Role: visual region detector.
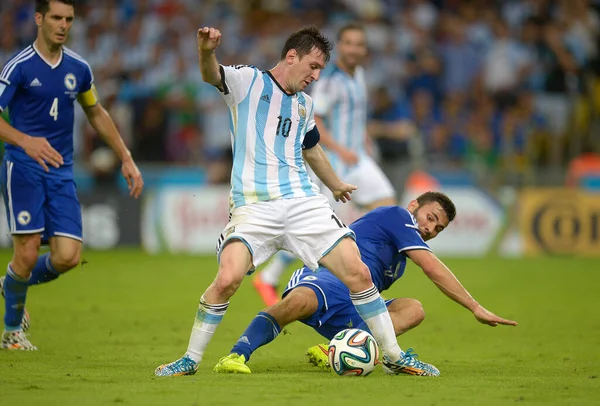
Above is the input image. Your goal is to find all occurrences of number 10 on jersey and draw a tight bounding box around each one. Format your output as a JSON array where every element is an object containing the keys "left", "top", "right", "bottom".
[{"left": 276, "top": 115, "right": 291, "bottom": 137}]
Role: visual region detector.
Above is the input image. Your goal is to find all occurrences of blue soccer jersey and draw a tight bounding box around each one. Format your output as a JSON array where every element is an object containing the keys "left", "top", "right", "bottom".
[
  {"left": 0, "top": 44, "right": 97, "bottom": 240},
  {"left": 351, "top": 205, "right": 431, "bottom": 292},
  {"left": 0, "top": 44, "right": 96, "bottom": 177}
]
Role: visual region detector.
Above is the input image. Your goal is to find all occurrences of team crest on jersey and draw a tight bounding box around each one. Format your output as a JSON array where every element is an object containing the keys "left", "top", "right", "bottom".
[
  {"left": 17, "top": 211, "right": 31, "bottom": 226},
  {"left": 64, "top": 73, "right": 77, "bottom": 91},
  {"left": 298, "top": 104, "right": 306, "bottom": 119}
]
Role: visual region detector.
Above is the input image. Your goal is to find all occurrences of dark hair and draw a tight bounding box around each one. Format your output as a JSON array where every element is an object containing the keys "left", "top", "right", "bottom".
[
  {"left": 337, "top": 22, "right": 366, "bottom": 41},
  {"left": 280, "top": 25, "right": 333, "bottom": 64},
  {"left": 416, "top": 191, "right": 457, "bottom": 222},
  {"left": 36, "top": 0, "right": 75, "bottom": 15}
]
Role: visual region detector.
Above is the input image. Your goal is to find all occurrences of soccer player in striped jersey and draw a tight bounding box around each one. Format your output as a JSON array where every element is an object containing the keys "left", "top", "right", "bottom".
[
  {"left": 254, "top": 23, "right": 396, "bottom": 306},
  {"left": 0, "top": 0, "right": 143, "bottom": 351},
  {"left": 156, "top": 26, "right": 412, "bottom": 377}
]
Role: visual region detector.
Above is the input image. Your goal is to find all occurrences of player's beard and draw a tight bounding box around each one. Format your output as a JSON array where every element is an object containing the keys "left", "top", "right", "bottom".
[{"left": 286, "top": 79, "right": 301, "bottom": 93}]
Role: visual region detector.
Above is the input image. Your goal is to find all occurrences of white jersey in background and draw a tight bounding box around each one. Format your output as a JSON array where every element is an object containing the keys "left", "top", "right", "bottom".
[
  {"left": 308, "top": 64, "right": 395, "bottom": 209},
  {"left": 310, "top": 64, "right": 368, "bottom": 175},
  {"left": 219, "top": 65, "right": 321, "bottom": 208}
]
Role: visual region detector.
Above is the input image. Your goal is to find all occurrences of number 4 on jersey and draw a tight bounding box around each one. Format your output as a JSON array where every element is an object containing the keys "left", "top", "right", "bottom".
[{"left": 49, "top": 97, "right": 58, "bottom": 121}]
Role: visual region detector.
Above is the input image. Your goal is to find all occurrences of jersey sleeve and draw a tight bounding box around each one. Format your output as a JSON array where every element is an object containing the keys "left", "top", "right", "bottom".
[
  {"left": 77, "top": 63, "right": 98, "bottom": 107},
  {"left": 306, "top": 97, "right": 316, "bottom": 132},
  {"left": 218, "top": 65, "right": 258, "bottom": 107},
  {"left": 0, "top": 63, "right": 22, "bottom": 112},
  {"left": 384, "top": 207, "right": 431, "bottom": 253},
  {"left": 311, "top": 76, "right": 339, "bottom": 116}
]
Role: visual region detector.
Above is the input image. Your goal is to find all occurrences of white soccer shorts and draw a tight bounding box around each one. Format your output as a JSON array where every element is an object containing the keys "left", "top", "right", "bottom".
[{"left": 216, "top": 195, "right": 354, "bottom": 271}]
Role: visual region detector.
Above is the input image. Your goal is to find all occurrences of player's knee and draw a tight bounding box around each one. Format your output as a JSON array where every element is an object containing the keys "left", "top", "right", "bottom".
[
  {"left": 267, "top": 288, "right": 317, "bottom": 326},
  {"left": 213, "top": 270, "right": 244, "bottom": 298},
  {"left": 13, "top": 247, "right": 40, "bottom": 272},
  {"left": 407, "top": 299, "right": 425, "bottom": 324},
  {"left": 344, "top": 261, "right": 373, "bottom": 292},
  {"left": 12, "top": 236, "right": 42, "bottom": 272},
  {"left": 51, "top": 250, "right": 81, "bottom": 272},
  {"left": 396, "top": 298, "right": 425, "bottom": 326}
]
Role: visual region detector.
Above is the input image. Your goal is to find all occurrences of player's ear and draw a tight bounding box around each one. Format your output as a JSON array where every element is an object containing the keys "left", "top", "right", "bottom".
[
  {"left": 35, "top": 12, "right": 43, "bottom": 27},
  {"left": 285, "top": 49, "right": 298, "bottom": 65},
  {"left": 407, "top": 200, "right": 419, "bottom": 213}
]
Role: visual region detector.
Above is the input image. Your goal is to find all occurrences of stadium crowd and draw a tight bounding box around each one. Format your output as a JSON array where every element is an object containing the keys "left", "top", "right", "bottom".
[{"left": 1, "top": 0, "right": 599, "bottom": 189}]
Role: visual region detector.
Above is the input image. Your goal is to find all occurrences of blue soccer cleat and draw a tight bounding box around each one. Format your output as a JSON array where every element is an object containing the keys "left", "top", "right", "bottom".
[
  {"left": 382, "top": 348, "right": 440, "bottom": 377},
  {"left": 155, "top": 355, "right": 198, "bottom": 377}
]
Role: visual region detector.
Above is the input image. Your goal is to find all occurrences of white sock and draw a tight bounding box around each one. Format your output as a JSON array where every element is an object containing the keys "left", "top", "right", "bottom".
[
  {"left": 350, "top": 284, "right": 403, "bottom": 361},
  {"left": 259, "top": 251, "right": 296, "bottom": 286},
  {"left": 185, "top": 295, "right": 229, "bottom": 363}
]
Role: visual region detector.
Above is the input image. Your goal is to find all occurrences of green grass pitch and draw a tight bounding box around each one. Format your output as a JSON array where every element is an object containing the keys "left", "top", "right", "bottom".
[{"left": 1, "top": 249, "right": 599, "bottom": 405}]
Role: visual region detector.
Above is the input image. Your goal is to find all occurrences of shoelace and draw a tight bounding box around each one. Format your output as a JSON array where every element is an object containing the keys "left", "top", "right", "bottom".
[
  {"left": 167, "top": 356, "right": 196, "bottom": 372},
  {"left": 403, "top": 348, "right": 419, "bottom": 361}
]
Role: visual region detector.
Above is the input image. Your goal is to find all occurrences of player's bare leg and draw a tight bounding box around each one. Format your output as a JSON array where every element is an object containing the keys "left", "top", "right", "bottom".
[
  {"left": 48, "top": 236, "right": 82, "bottom": 273},
  {"left": 156, "top": 240, "right": 253, "bottom": 376}
]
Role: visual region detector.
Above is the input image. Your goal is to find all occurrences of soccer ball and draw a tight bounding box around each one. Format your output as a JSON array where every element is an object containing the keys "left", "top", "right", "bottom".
[{"left": 328, "top": 328, "right": 380, "bottom": 376}]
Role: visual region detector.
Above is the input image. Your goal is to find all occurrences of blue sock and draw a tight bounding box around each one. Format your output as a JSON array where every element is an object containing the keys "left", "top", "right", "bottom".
[
  {"left": 3, "top": 265, "right": 29, "bottom": 331},
  {"left": 231, "top": 312, "right": 281, "bottom": 362},
  {"left": 28, "top": 253, "right": 60, "bottom": 286}
]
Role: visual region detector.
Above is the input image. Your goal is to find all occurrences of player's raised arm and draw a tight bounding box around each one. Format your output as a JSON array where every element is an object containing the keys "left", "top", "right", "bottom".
[
  {"left": 407, "top": 249, "right": 518, "bottom": 327},
  {"left": 197, "top": 27, "right": 223, "bottom": 88},
  {"left": 303, "top": 143, "right": 356, "bottom": 203}
]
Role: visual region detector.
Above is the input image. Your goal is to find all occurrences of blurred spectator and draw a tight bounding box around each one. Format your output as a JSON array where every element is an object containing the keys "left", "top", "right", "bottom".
[{"left": 0, "top": 0, "right": 598, "bottom": 191}]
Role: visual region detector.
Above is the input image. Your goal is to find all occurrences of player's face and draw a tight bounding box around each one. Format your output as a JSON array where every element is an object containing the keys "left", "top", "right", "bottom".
[
  {"left": 409, "top": 201, "right": 449, "bottom": 241},
  {"left": 287, "top": 47, "right": 326, "bottom": 93},
  {"left": 36, "top": 1, "right": 75, "bottom": 46},
  {"left": 337, "top": 29, "right": 367, "bottom": 68}
]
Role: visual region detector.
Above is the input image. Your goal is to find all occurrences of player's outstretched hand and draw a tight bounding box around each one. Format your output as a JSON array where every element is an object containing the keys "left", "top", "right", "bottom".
[
  {"left": 197, "top": 27, "right": 221, "bottom": 52},
  {"left": 473, "top": 305, "right": 518, "bottom": 327},
  {"left": 332, "top": 183, "right": 357, "bottom": 203},
  {"left": 121, "top": 159, "right": 144, "bottom": 199},
  {"left": 21, "top": 135, "right": 63, "bottom": 172}
]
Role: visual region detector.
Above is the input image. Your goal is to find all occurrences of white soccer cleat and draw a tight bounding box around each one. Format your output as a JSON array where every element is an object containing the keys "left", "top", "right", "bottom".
[{"left": 1, "top": 330, "right": 38, "bottom": 351}]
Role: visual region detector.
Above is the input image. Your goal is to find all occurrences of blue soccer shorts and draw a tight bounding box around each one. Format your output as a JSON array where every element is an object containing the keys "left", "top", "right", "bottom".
[
  {"left": 1, "top": 160, "right": 82, "bottom": 241},
  {"left": 282, "top": 266, "right": 395, "bottom": 340}
]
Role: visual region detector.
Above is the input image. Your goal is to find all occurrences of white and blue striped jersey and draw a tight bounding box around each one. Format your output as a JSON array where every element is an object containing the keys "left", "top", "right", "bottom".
[
  {"left": 310, "top": 64, "right": 368, "bottom": 174},
  {"left": 218, "top": 65, "right": 321, "bottom": 209}
]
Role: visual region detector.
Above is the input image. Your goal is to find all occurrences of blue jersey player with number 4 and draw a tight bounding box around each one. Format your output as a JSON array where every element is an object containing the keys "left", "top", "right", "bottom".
[
  {"left": 213, "top": 192, "right": 518, "bottom": 376},
  {"left": 0, "top": 0, "right": 144, "bottom": 351}
]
